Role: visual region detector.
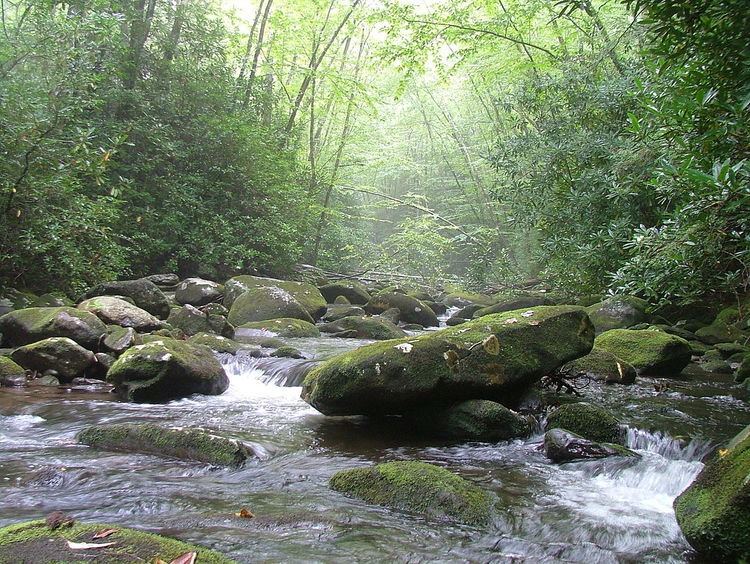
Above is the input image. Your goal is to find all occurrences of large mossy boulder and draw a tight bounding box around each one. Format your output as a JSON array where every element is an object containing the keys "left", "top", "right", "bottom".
[
  {"left": 585, "top": 295, "right": 649, "bottom": 334},
  {"left": 425, "top": 399, "right": 531, "bottom": 441},
  {"left": 365, "top": 292, "right": 438, "bottom": 327},
  {"left": 543, "top": 428, "right": 639, "bottom": 463},
  {"left": 106, "top": 338, "right": 229, "bottom": 402},
  {"left": 319, "top": 281, "right": 371, "bottom": 305},
  {"left": 560, "top": 347, "right": 637, "bottom": 385},
  {"left": 77, "top": 296, "right": 162, "bottom": 331},
  {"left": 235, "top": 317, "right": 319, "bottom": 338},
  {"left": 224, "top": 275, "right": 326, "bottom": 319},
  {"left": 227, "top": 286, "right": 314, "bottom": 326},
  {"left": 472, "top": 293, "right": 553, "bottom": 318},
  {"left": 175, "top": 277, "right": 223, "bottom": 306},
  {"left": 0, "top": 307, "right": 106, "bottom": 348},
  {"left": 594, "top": 329, "right": 692, "bottom": 375},
  {"left": 330, "top": 461, "right": 493, "bottom": 525},
  {"left": 302, "top": 306, "right": 594, "bottom": 416},
  {"left": 10, "top": 337, "right": 95, "bottom": 382},
  {"left": 319, "top": 316, "right": 407, "bottom": 340},
  {"left": 167, "top": 304, "right": 232, "bottom": 337},
  {"left": 0, "top": 520, "right": 233, "bottom": 564},
  {"left": 544, "top": 402, "right": 622, "bottom": 444},
  {"left": 81, "top": 279, "right": 171, "bottom": 318},
  {"left": 78, "top": 423, "right": 254, "bottom": 467},
  {"left": 674, "top": 424, "right": 750, "bottom": 561}
]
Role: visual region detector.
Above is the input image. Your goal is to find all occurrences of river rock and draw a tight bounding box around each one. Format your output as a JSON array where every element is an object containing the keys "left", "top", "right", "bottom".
[
  {"left": 561, "top": 348, "right": 637, "bottom": 384},
  {"left": 0, "top": 356, "right": 25, "bottom": 386},
  {"left": 425, "top": 300, "right": 448, "bottom": 315},
  {"left": 81, "top": 278, "right": 171, "bottom": 318},
  {"left": 473, "top": 294, "right": 553, "bottom": 318},
  {"left": 0, "top": 519, "right": 233, "bottom": 563},
  {"left": 78, "top": 423, "right": 255, "bottom": 467},
  {"left": 585, "top": 295, "right": 649, "bottom": 334},
  {"left": 144, "top": 273, "right": 180, "bottom": 286},
  {"left": 365, "top": 292, "right": 438, "bottom": 327},
  {"left": 695, "top": 322, "right": 744, "bottom": 345},
  {"left": 11, "top": 337, "right": 95, "bottom": 382},
  {"left": 271, "top": 345, "right": 305, "bottom": 359},
  {"left": 167, "top": 304, "right": 233, "bottom": 337},
  {"left": 330, "top": 461, "right": 493, "bottom": 525},
  {"left": 545, "top": 402, "right": 623, "bottom": 444},
  {"left": 188, "top": 333, "right": 242, "bottom": 354},
  {"left": 319, "top": 281, "right": 371, "bottom": 305},
  {"left": 594, "top": 329, "right": 692, "bottom": 375},
  {"left": 77, "top": 296, "right": 162, "bottom": 331},
  {"left": 302, "top": 306, "right": 594, "bottom": 416},
  {"left": 0, "top": 307, "right": 106, "bottom": 348},
  {"left": 102, "top": 325, "right": 141, "bottom": 355},
  {"left": 321, "top": 304, "right": 366, "bottom": 322},
  {"left": 106, "top": 338, "right": 229, "bottom": 402},
  {"left": 442, "top": 292, "right": 496, "bottom": 308},
  {"left": 199, "top": 302, "right": 228, "bottom": 316},
  {"left": 29, "top": 293, "right": 73, "bottom": 307},
  {"left": 674, "top": 424, "right": 750, "bottom": 561},
  {"left": 236, "top": 318, "right": 320, "bottom": 338},
  {"left": 225, "top": 275, "right": 327, "bottom": 319},
  {"left": 319, "top": 316, "right": 406, "bottom": 340},
  {"left": 543, "top": 429, "right": 639, "bottom": 463},
  {"left": 175, "top": 277, "right": 223, "bottom": 306},
  {"left": 426, "top": 399, "right": 531, "bottom": 441},
  {"left": 227, "top": 286, "right": 314, "bottom": 326},
  {"left": 377, "top": 307, "right": 400, "bottom": 325}
]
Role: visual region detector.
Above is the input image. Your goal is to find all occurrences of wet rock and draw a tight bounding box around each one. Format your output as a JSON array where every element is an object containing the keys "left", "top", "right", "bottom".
[
  {"left": 80, "top": 278, "right": 171, "bottom": 318},
  {"left": 11, "top": 337, "right": 95, "bottom": 383},
  {"left": 543, "top": 429, "right": 639, "bottom": 463},
  {"left": 0, "top": 307, "right": 106, "bottom": 348},
  {"left": 674, "top": 424, "right": 750, "bottom": 561},
  {"left": 319, "top": 316, "right": 406, "bottom": 340},
  {"left": 188, "top": 333, "right": 242, "bottom": 354},
  {"left": 442, "top": 292, "right": 496, "bottom": 308},
  {"left": 365, "top": 292, "right": 438, "bottom": 327},
  {"left": 377, "top": 307, "right": 400, "bottom": 325},
  {"left": 594, "top": 329, "right": 692, "bottom": 375},
  {"left": 90, "top": 352, "right": 115, "bottom": 380},
  {"left": 144, "top": 273, "right": 180, "bottom": 286},
  {"left": 228, "top": 286, "right": 314, "bottom": 326},
  {"left": 319, "top": 281, "right": 371, "bottom": 305},
  {"left": 454, "top": 304, "right": 485, "bottom": 320},
  {"left": 236, "top": 318, "right": 320, "bottom": 338},
  {"left": 561, "top": 348, "right": 637, "bottom": 385},
  {"left": 271, "top": 346, "right": 305, "bottom": 359},
  {"left": 225, "top": 275, "right": 327, "bottom": 319},
  {"left": 330, "top": 461, "right": 493, "bottom": 525},
  {"left": 0, "top": 519, "right": 233, "bottom": 563},
  {"left": 233, "top": 334, "right": 286, "bottom": 349},
  {"left": 77, "top": 296, "right": 162, "bottom": 331},
  {"left": 402, "top": 323, "right": 425, "bottom": 331},
  {"left": 545, "top": 402, "right": 623, "bottom": 444},
  {"left": 106, "top": 338, "right": 229, "bottom": 402},
  {"left": 446, "top": 316, "right": 469, "bottom": 326},
  {"left": 0, "top": 356, "right": 25, "bottom": 380},
  {"left": 32, "top": 374, "right": 60, "bottom": 386},
  {"left": 585, "top": 295, "right": 649, "bottom": 334},
  {"left": 302, "top": 306, "right": 594, "bottom": 416},
  {"left": 167, "top": 304, "right": 233, "bottom": 337},
  {"left": 424, "top": 399, "right": 531, "bottom": 441},
  {"left": 321, "top": 304, "right": 366, "bottom": 322},
  {"left": 102, "top": 325, "right": 141, "bottom": 355},
  {"left": 175, "top": 277, "right": 223, "bottom": 306},
  {"left": 424, "top": 301, "right": 447, "bottom": 316}
]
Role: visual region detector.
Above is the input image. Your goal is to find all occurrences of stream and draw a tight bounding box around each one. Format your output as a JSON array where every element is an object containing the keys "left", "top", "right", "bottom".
[{"left": 1, "top": 328, "right": 749, "bottom": 563}]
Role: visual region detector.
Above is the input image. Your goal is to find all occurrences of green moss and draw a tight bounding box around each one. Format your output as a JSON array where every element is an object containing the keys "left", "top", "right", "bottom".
[
  {"left": 319, "top": 281, "right": 371, "bottom": 305},
  {"left": 227, "top": 287, "right": 314, "bottom": 326},
  {"left": 441, "top": 292, "right": 496, "bottom": 307},
  {"left": 674, "top": 425, "right": 750, "bottom": 560},
  {"left": 715, "top": 307, "right": 740, "bottom": 325},
  {"left": 78, "top": 423, "right": 253, "bottom": 467},
  {"left": 585, "top": 295, "right": 649, "bottom": 334},
  {"left": 0, "top": 307, "right": 106, "bottom": 348},
  {"left": 474, "top": 293, "right": 553, "bottom": 318},
  {"left": 236, "top": 318, "right": 320, "bottom": 338},
  {"left": 330, "top": 461, "right": 493, "bottom": 525},
  {"left": 365, "top": 293, "right": 439, "bottom": 327},
  {"left": 188, "top": 333, "right": 241, "bottom": 354},
  {"left": 695, "top": 322, "right": 745, "bottom": 345},
  {"left": 562, "top": 347, "right": 637, "bottom": 384},
  {"left": 594, "top": 329, "right": 692, "bottom": 374},
  {"left": 545, "top": 402, "right": 622, "bottom": 444},
  {"left": 224, "top": 275, "right": 326, "bottom": 318},
  {"left": 0, "top": 356, "right": 24, "bottom": 377},
  {"left": 319, "top": 316, "right": 406, "bottom": 340},
  {"left": 0, "top": 519, "right": 233, "bottom": 563},
  {"left": 271, "top": 345, "right": 303, "bottom": 358}
]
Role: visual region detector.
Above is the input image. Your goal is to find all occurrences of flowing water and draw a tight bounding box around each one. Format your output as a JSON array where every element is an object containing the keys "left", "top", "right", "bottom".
[{"left": 0, "top": 331, "right": 748, "bottom": 563}]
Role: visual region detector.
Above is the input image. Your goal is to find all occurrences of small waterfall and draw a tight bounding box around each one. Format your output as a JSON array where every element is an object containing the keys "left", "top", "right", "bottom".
[
  {"left": 625, "top": 427, "right": 713, "bottom": 462},
  {"left": 220, "top": 353, "right": 320, "bottom": 387}
]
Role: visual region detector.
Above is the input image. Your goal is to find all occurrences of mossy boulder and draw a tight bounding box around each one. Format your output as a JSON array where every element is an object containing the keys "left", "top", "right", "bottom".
[
  {"left": 227, "top": 286, "right": 314, "bottom": 326},
  {"left": 473, "top": 294, "right": 553, "bottom": 319},
  {"left": 695, "top": 322, "right": 745, "bottom": 345},
  {"left": 175, "top": 277, "right": 223, "bottom": 306},
  {"left": 106, "top": 338, "right": 229, "bottom": 402},
  {"left": 319, "top": 281, "right": 371, "bottom": 305},
  {"left": 0, "top": 519, "right": 233, "bottom": 563},
  {"left": 236, "top": 318, "right": 320, "bottom": 338},
  {"left": 330, "top": 461, "right": 493, "bottom": 525},
  {"left": 271, "top": 345, "right": 304, "bottom": 359},
  {"left": 426, "top": 399, "right": 531, "bottom": 441},
  {"left": 561, "top": 348, "right": 637, "bottom": 385},
  {"left": 302, "top": 306, "right": 594, "bottom": 416},
  {"left": 77, "top": 296, "right": 162, "bottom": 331},
  {"left": 78, "top": 423, "right": 254, "bottom": 467},
  {"left": 167, "top": 304, "right": 233, "bottom": 337},
  {"left": 29, "top": 293, "right": 73, "bottom": 307},
  {"left": 674, "top": 424, "right": 750, "bottom": 561},
  {"left": 0, "top": 357, "right": 25, "bottom": 386},
  {"left": 188, "top": 333, "right": 242, "bottom": 354},
  {"left": 442, "top": 292, "right": 496, "bottom": 308},
  {"left": 545, "top": 402, "right": 623, "bottom": 444},
  {"left": 543, "top": 428, "right": 639, "bottom": 463},
  {"left": 80, "top": 278, "right": 171, "bottom": 318},
  {"left": 321, "top": 304, "right": 366, "bottom": 322},
  {"left": 10, "top": 337, "right": 95, "bottom": 382},
  {"left": 102, "top": 325, "right": 141, "bottom": 355},
  {"left": 585, "top": 295, "right": 649, "bottom": 334},
  {"left": 365, "top": 292, "right": 438, "bottom": 327},
  {"left": 144, "top": 273, "right": 180, "bottom": 286},
  {"left": 319, "top": 316, "right": 407, "bottom": 340},
  {"left": 0, "top": 307, "right": 106, "bottom": 348},
  {"left": 224, "top": 275, "right": 326, "bottom": 319},
  {"left": 594, "top": 329, "right": 692, "bottom": 374}
]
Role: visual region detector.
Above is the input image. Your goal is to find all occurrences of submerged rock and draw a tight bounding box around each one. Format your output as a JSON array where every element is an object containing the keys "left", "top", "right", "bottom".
[
  {"left": 585, "top": 295, "right": 649, "bottom": 334},
  {"left": 175, "top": 277, "right": 223, "bottom": 306},
  {"left": 365, "top": 292, "right": 438, "bottom": 327},
  {"left": 319, "top": 316, "right": 406, "bottom": 340},
  {"left": 0, "top": 307, "right": 106, "bottom": 348},
  {"left": 302, "top": 306, "right": 594, "bottom": 416},
  {"left": 106, "top": 338, "right": 229, "bottom": 402},
  {"left": 80, "top": 278, "right": 171, "bottom": 318},
  {"left": 560, "top": 348, "right": 637, "bottom": 385},
  {"left": 78, "top": 423, "right": 254, "bottom": 467},
  {"left": 425, "top": 399, "right": 531, "bottom": 441},
  {"left": 236, "top": 318, "right": 320, "bottom": 338},
  {"left": 224, "top": 275, "right": 327, "bottom": 319},
  {"left": 545, "top": 402, "right": 622, "bottom": 444},
  {"left": 11, "top": 337, "right": 95, "bottom": 382},
  {"left": 77, "top": 296, "right": 162, "bottom": 331},
  {"left": 594, "top": 329, "right": 692, "bottom": 375},
  {"left": 0, "top": 519, "right": 233, "bottom": 563},
  {"left": 674, "top": 424, "right": 750, "bottom": 561},
  {"left": 228, "top": 286, "right": 314, "bottom": 326},
  {"left": 543, "top": 428, "right": 639, "bottom": 463},
  {"left": 319, "top": 281, "right": 371, "bottom": 305},
  {"left": 330, "top": 461, "right": 493, "bottom": 525}
]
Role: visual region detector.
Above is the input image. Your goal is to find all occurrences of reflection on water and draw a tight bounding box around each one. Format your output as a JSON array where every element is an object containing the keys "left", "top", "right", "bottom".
[{"left": 0, "top": 334, "right": 748, "bottom": 563}]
